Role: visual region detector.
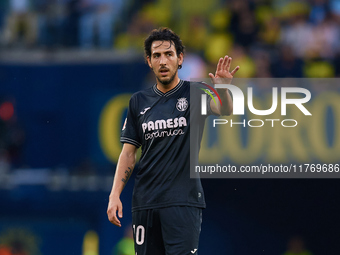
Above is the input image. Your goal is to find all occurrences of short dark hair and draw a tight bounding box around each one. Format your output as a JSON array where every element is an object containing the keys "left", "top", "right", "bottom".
[{"left": 144, "top": 27, "right": 185, "bottom": 68}]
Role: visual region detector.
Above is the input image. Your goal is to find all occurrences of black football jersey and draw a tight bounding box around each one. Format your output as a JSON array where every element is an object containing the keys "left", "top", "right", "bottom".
[{"left": 121, "top": 80, "right": 215, "bottom": 211}]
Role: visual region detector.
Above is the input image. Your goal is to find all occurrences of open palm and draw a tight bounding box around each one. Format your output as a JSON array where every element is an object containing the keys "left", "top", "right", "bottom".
[{"left": 209, "top": 55, "right": 240, "bottom": 84}]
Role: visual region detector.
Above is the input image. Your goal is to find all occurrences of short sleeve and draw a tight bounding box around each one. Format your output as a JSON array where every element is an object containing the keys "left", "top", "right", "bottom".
[{"left": 120, "top": 96, "right": 142, "bottom": 148}]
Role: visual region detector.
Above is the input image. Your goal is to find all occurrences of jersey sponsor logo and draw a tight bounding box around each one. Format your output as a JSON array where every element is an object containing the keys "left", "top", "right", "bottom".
[
  {"left": 140, "top": 107, "right": 151, "bottom": 115},
  {"left": 144, "top": 128, "right": 185, "bottom": 140},
  {"left": 176, "top": 97, "right": 188, "bottom": 111},
  {"left": 142, "top": 117, "right": 187, "bottom": 140},
  {"left": 142, "top": 117, "right": 187, "bottom": 133}
]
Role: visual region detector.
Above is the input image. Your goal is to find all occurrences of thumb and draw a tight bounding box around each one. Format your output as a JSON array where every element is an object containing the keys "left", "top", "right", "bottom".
[
  {"left": 208, "top": 73, "right": 215, "bottom": 79},
  {"left": 118, "top": 205, "right": 123, "bottom": 218}
]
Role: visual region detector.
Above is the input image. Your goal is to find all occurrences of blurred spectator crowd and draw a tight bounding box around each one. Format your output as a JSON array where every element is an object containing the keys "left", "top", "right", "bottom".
[
  {"left": 0, "top": 0, "right": 340, "bottom": 78},
  {"left": 0, "top": 0, "right": 124, "bottom": 49},
  {"left": 0, "top": 99, "right": 25, "bottom": 173}
]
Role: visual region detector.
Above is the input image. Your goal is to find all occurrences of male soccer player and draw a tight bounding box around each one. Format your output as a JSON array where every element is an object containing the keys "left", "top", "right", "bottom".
[{"left": 107, "top": 27, "right": 239, "bottom": 255}]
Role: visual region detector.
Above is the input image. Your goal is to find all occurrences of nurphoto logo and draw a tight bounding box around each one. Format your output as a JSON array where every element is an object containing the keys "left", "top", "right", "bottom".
[{"left": 201, "top": 84, "right": 312, "bottom": 128}]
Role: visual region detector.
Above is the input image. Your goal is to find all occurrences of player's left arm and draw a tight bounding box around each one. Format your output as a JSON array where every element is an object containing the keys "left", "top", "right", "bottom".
[{"left": 209, "top": 55, "right": 240, "bottom": 116}]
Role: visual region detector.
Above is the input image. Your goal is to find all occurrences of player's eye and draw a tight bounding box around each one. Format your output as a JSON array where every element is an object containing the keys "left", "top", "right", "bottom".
[{"left": 167, "top": 53, "right": 172, "bottom": 56}]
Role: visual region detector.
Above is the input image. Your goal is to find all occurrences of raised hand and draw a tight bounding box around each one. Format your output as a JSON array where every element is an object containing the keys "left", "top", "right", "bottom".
[{"left": 209, "top": 55, "right": 240, "bottom": 84}]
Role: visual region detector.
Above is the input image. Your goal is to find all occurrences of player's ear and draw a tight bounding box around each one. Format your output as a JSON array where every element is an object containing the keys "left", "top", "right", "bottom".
[
  {"left": 147, "top": 56, "right": 152, "bottom": 69},
  {"left": 178, "top": 52, "right": 183, "bottom": 67}
]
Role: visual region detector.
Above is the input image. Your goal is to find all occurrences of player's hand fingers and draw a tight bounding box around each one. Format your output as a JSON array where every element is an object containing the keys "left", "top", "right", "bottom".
[
  {"left": 217, "top": 58, "right": 223, "bottom": 72},
  {"left": 230, "top": 66, "right": 240, "bottom": 76},
  {"left": 209, "top": 73, "right": 215, "bottom": 79},
  {"left": 225, "top": 57, "right": 232, "bottom": 71},
  {"left": 107, "top": 204, "right": 121, "bottom": 227},
  {"left": 222, "top": 55, "right": 229, "bottom": 69},
  {"left": 111, "top": 209, "right": 122, "bottom": 227}
]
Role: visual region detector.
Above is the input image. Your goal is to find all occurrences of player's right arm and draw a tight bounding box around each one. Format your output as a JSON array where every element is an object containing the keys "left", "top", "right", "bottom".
[{"left": 107, "top": 143, "right": 138, "bottom": 227}]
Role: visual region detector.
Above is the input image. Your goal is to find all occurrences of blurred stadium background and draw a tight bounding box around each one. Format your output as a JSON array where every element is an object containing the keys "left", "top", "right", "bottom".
[{"left": 0, "top": 0, "right": 340, "bottom": 254}]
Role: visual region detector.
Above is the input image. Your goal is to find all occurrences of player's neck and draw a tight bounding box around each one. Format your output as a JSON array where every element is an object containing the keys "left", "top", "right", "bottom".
[{"left": 156, "top": 76, "right": 181, "bottom": 93}]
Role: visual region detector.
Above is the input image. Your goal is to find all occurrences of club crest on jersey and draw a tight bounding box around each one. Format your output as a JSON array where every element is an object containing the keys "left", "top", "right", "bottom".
[{"left": 176, "top": 98, "right": 188, "bottom": 112}]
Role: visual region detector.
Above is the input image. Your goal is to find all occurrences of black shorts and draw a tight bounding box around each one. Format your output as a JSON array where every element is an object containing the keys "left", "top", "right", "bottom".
[{"left": 132, "top": 206, "right": 202, "bottom": 255}]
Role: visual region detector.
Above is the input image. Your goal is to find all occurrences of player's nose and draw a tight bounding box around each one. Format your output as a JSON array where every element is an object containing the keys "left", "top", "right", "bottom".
[{"left": 159, "top": 54, "right": 167, "bottom": 65}]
